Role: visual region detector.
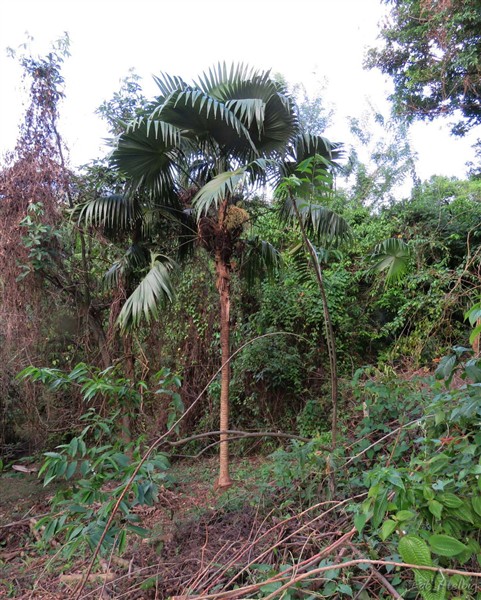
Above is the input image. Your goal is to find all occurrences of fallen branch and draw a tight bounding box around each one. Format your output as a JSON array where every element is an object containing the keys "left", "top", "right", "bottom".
[
  {"left": 223, "top": 497, "right": 365, "bottom": 591},
  {"left": 0, "top": 549, "right": 28, "bottom": 561},
  {"left": 348, "top": 543, "right": 402, "bottom": 599},
  {"left": 60, "top": 572, "right": 116, "bottom": 584},
  {"left": 166, "top": 430, "right": 313, "bottom": 446},
  {"left": 0, "top": 513, "right": 49, "bottom": 530},
  {"left": 180, "top": 558, "right": 481, "bottom": 600}
]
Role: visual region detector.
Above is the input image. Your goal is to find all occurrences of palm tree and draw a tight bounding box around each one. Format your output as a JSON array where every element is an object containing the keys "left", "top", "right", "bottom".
[
  {"left": 78, "top": 64, "right": 346, "bottom": 488},
  {"left": 276, "top": 155, "right": 351, "bottom": 453}
]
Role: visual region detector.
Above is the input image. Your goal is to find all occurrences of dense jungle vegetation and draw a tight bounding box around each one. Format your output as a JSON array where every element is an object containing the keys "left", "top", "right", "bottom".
[{"left": 2, "top": 3, "right": 481, "bottom": 597}]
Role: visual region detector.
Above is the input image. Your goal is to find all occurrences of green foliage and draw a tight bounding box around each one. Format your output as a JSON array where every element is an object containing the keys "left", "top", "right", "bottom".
[
  {"left": 17, "top": 202, "right": 61, "bottom": 279},
  {"left": 96, "top": 68, "right": 148, "bottom": 137},
  {"left": 352, "top": 365, "right": 423, "bottom": 439},
  {"left": 35, "top": 408, "right": 171, "bottom": 558},
  {"left": 352, "top": 347, "right": 481, "bottom": 597},
  {"left": 297, "top": 398, "right": 329, "bottom": 438},
  {"left": 269, "top": 436, "right": 331, "bottom": 507},
  {"left": 367, "top": 0, "right": 481, "bottom": 134},
  {"left": 18, "top": 363, "right": 181, "bottom": 557}
]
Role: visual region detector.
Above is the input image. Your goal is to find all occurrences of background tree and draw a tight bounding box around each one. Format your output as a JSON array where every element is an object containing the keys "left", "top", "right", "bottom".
[
  {"left": 367, "top": 0, "right": 481, "bottom": 135},
  {"left": 343, "top": 103, "right": 418, "bottom": 206}
]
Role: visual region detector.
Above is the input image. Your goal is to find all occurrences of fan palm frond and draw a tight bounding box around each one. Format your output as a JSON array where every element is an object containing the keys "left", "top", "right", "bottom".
[
  {"left": 192, "top": 168, "right": 247, "bottom": 217},
  {"left": 370, "top": 238, "right": 411, "bottom": 283},
  {"left": 116, "top": 253, "right": 176, "bottom": 333},
  {"left": 280, "top": 197, "right": 351, "bottom": 246},
  {"left": 110, "top": 119, "right": 185, "bottom": 203},
  {"left": 75, "top": 194, "right": 142, "bottom": 232},
  {"left": 149, "top": 87, "right": 257, "bottom": 153},
  {"left": 152, "top": 72, "right": 189, "bottom": 98},
  {"left": 196, "top": 64, "right": 297, "bottom": 156},
  {"left": 195, "top": 63, "right": 258, "bottom": 96},
  {"left": 239, "top": 236, "right": 281, "bottom": 287}
]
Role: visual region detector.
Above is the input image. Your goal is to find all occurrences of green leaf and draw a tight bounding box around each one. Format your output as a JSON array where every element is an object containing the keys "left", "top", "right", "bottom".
[
  {"left": 126, "top": 524, "right": 149, "bottom": 536},
  {"left": 193, "top": 168, "right": 247, "bottom": 217},
  {"left": 260, "top": 582, "right": 282, "bottom": 594},
  {"left": 449, "top": 574, "right": 470, "bottom": 593},
  {"left": 449, "top": 502, "right": 474, "bottom": 524},
  {"left": 354, "top": 512, "right": 370, "bottom": 533},
  {"left": 428, "top": 499, "right": 443, "bottom": 519},
  {"left": 465, "top": 358, "right": 481, "bottom": 382},
  {"left": 68, "top": 437, "right": 79, "bottom": 458},
  {"left": 337, "top": 583, "right": 353, "bottom": 597},
  {"left": 395, "top": 510, "right": 415, "bottom": 522},
  {"left": 429, "top": 534, "right": 467, "bottom": 557},
  {"left": 438, "top": 493, "right": 464, "bottom": 508},
  {"left": 398, "top": 535, "right": 432, "bottom": 566},
  {"left": 469, "top": 324, "right": 481, "bottom": 346},
  {"left": 65, "top": 461, "right": 77, "bottom": 480},
  {"left": 370, "top": 238, "right": 411, "bottom": 283},
  {"left": 381, "top": 519, "right": 398, "bottom": 541},
  {"left": 435, "top": 354, "right": 457, "bottom": 382},
  {"left": 372, "top": 489, "right": 389, "bottom": 528},
  {"left": 117, "top": 255, "right": 175, "bottom": 333},
  {"left": 472, "top": 496, "right": 481, "bottom": 517},
  {"left": 465, "top": 302, "right": 481, "bottom": 326}
]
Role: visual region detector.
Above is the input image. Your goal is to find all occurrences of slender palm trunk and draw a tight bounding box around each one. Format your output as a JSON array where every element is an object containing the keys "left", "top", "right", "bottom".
[
  {"left": 215, "top": 253, "right": 233, "bottom": 488},
  {"left": 291, "top": 197, "right": 339, "bottom": 449},
  {"left": 215, "top": 201, "right": 233, "bottom": 489},
  {"left": 122, "top": 334, "right": 134, "bottom": 448}
]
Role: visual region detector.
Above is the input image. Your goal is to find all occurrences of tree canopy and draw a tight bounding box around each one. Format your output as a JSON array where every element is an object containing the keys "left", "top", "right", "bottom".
[{"left": 367, "top": 0, "right": 481, "bottom": 135}]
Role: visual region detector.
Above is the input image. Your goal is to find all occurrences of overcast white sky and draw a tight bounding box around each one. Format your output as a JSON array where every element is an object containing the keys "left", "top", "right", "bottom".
[{"left": 1, "top": 0, "right": 479, "bottom": 187}]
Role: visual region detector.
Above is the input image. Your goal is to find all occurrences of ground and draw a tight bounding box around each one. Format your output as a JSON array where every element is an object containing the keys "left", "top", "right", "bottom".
[{"left": 0, "top": 455, "right": 287, "bottom": 599}]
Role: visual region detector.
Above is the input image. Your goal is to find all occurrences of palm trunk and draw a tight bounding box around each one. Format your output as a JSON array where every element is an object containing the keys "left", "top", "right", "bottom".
[
  {"left": 291, "top": 196, "right": 339, "bottom": 450},
  {"left": 121, "top": 334, "right": 134, "bottom": 448},
  {"left": 215, "top": 200, "right": 233, "bottom": 489}
]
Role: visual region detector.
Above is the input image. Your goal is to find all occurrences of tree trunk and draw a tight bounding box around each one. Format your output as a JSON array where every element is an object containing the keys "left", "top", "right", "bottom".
[
  {"left": 214, "top": 198, "right": 233, "bottom": 489},
  {"left": 290, "top": 196, "right": 339, "bottom": 450},
  {"left": 121, "top": 334, "right": 134, "bottom": 448},
  {"left": 215, "top": 250, "right": 233, "bottom": 489}
]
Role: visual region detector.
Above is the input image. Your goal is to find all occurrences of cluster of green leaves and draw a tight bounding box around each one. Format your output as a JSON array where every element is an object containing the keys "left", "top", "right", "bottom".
[
  {"left": 352, "top": 347, "right": 481, "bottom": 598},
  {"left": 36, "top": 409, "right": 171, "bottom": 558},
  {"left": 17, "top": 202, "right": 61, "bottom": 279},
  {"left": 18, "top": 363, "right": 182, "bottom": 557},
  {"left": 268, "top": 436, "right": 332, "bottom": 508}
]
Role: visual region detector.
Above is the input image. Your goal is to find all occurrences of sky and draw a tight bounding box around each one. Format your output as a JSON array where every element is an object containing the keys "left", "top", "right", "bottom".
[{"left": 1, "top": 0, "right": 479, "bottom": 188}]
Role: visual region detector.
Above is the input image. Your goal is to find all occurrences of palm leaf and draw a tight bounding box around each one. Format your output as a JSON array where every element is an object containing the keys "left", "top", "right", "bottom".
[
  {"left": 110, "top": 120, "right": 184, "bottom": 203},
  {"left": 103, "top": 244, "right": 150, "bottom": 289},
  {"left": 287, "top": 242, "right": 342, "bottom": 287},
  {"left": 280, "top": 198, "right": 351, "bottom": 245},
  {"left": 370, "top": 238, "right": 411, "bottom": 283},
  {"left": 197, "top": 63, "right": 297, "bottom": 156},
  {"left": 149, "top": 87, "right": 257, "bottom": 153},
  {"left": 75, "top": 194, "right": 142, "bottom": 232},
  {"left": 239, "top": 236, "right": 281, "bottom": 287},
  {"left": 116, "top": 254, "right": 176, "bottom": 333},
  {"left": 192, "top": 168, "right": 247, "bottom": 217},
  {"left": 152, "top": 72, "right": 189, "bottom": 99},
  {"left": 195, "top": 63, "right": 258, "bottom": 96}
]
